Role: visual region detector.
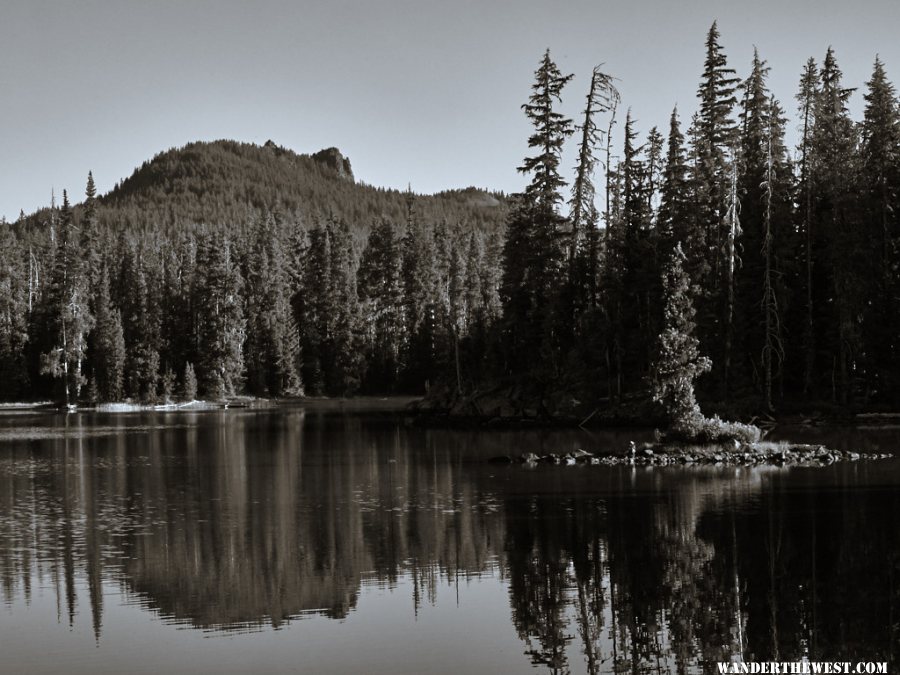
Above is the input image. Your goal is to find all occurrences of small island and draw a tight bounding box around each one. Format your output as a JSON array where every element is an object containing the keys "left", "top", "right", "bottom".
[{"left": 486, "top": 244, "right": 892, "bottom": 467}]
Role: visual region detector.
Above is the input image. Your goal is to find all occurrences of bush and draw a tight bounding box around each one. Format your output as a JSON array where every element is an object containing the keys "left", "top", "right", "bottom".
[{"left": 669, "top": 413, "right": 762, "bottom": 444}]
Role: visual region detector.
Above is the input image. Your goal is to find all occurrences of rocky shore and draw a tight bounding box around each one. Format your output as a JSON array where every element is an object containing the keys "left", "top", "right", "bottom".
[{"left": 488, "top": 442, "right": 892, "bottom": 467}]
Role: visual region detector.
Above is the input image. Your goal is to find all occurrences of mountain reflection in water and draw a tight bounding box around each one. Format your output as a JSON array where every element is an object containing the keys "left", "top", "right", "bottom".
[{"left": 1, "top": 406, "right": 898, "bottom": 674}]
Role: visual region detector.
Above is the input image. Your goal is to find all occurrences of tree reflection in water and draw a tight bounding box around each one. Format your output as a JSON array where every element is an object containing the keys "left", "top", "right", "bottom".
[{"left": 0, "top": 411, "right": 898, "bottom": 672}]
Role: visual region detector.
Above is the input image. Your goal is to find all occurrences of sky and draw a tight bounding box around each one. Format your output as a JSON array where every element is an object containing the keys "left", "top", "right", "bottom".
[{"left": 2, "top": 0, "right": 900, "bottom": 221}]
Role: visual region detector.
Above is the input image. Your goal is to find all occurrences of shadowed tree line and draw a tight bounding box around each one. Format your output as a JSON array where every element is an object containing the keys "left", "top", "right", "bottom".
[
  {"left": 3, "top": 24, "right": 900, "bottom": 416},
  {"left": 487, "top": 25, "right": 900, "bottom": 420}
]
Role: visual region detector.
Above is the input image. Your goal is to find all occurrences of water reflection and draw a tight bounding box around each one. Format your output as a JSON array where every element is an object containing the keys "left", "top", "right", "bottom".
[{"left": 1, "top": 410, "right": 898, "bottom": 672}]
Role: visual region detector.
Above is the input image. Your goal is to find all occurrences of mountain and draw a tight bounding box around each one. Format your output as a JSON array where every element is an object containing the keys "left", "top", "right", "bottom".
[{"left": 37, "top": 139, "right": 509, "bottom": 234}]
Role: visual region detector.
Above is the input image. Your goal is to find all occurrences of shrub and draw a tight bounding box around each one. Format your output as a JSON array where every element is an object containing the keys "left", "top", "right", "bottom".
[{"left": 670, "top": 413, "right": 761, "bottom": 444}]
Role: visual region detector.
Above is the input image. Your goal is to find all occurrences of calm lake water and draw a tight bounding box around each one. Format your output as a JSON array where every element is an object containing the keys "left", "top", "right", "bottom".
[{"left": 1, "top": 401, "right": 898, "bottom": 674}]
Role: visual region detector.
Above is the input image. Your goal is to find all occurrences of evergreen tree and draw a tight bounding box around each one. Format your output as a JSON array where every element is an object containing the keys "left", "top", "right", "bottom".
[
  {"left": 501, "top": 49, "right": 574, "bottom": 378},
  {"left": 860, "top": 56, "right": 900, "bottom": 401},
  {"left": 91, "top": 265, "right": 126, "bottom": 401},
  {"left": 295, "top": 223, "right": 328, "bottom": 394},
  {"left": 519, "top": 49, "right": 575, "bottom": 211},
  {"left": 358, "top": 219, "right": 405, "bottom": 391},
  {"left": 80, "top": 172, "right": 102, "bottom": 292},
  {"left": 614, "top": 111, "right": 656, "bottom": 393},
  {"left": 182, "top": 361, "right": 198, "bottom": 401},
  {"left": 297, "top": 219, "right": 364, "bottom": 396},
  {"left": 39, "top": 191, "right": 93, "bottom": 405},
  {"left": 195, "top": 232, "right": 245, "bottom": 400},
  {"left": 326, "top": 219, "right": 364, "bottom": 395},
  {"left": 652, "top": 244, "right": 711, "bottom": 432},
  {"left": 159, "top": 234, "right": 195, "bottom": 390},
  {"left": 794, "top": 57, "right": 819, "bottom": 396},
  {"left": 432, "top": 221, "right": 464, "bottom": 391},
  {"left": 244, "top": 213, "right": 302, "bottom": 397},
  {"left": 690, "top": 21, "right": 740, "bottom": 397},
  {"left": 734, "top": 50, "right": 791, "bottom": 404},
  {"left": 0, "top": 220, "right": 29, "bottom": 399},
  {"left": 159, "top": 367, "right": 176, "bottom": 403},
  {"left": 119, "top": 240, "right": 161, "bottom": 401},
  {"left": 399, "top": 218, "right": 437, "bottom": 392},
  {"left": 760, "top": 95, "right": 790, "bottom": 411},
  {"left": 808, "top": 47, "right": 861, "bottom": 404},
  {"left": 693, "top": 21, "right": 740, "bottom": 272},
  {"left": 657, "top": 107, "right": 692, "bottom": 259}
]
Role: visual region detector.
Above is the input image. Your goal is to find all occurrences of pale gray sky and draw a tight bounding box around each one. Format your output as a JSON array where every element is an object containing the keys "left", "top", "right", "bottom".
[{"left": 2, "top": 0, "right": 899, "bottom": 220}]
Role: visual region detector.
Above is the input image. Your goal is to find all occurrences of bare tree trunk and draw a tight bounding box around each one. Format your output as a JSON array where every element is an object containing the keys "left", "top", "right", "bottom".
[
  {"left": 603, "top": 100, "right": 619, "bottom": 257},
  {"left": 762, "top": 105, "right": 782, "bottom": 412},
  {"left": 724, "top": 147, "right": 740, "bottom": 400},
  {"left": 800, "top": 89, "right": 815, "bottom": 398}
]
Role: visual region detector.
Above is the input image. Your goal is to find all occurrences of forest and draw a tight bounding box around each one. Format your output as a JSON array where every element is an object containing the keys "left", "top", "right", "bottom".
[{"left": 2, "top": 22, "right": 899, "bottom": 419}]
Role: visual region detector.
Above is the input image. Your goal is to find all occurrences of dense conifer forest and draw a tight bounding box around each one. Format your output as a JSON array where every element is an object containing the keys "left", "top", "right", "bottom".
[{"left": 3, "top": 23, "right": 900, "bottom": 418}]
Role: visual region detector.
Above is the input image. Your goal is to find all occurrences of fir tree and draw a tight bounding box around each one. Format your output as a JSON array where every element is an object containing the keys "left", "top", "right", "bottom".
[
  {"left": 693, "top": 21, "right": 740, "bottom": 272},
  {"left": 358, "top": 219, "right": 405, "bottom": 391},
  {"left": 0, "top": 219, "right": 29, "bottom": 399},
  {"left": 326, "top": 219, "right": 364, "bottom": 395},
  {"left": 795, "top": 57, "right": 819, "bottom": 396},
  {"left": 519, "top": 49, "right": 575, "bottom": 211},
  {"left": 295, "top": 223, "right": 329, "bottom": 394},
  {"left": 182, "top": 362, "right": 197, "bottom": 401},
  {"left": 195, "top": 233, "right": 245, "bottom": 400},
  {"left": 119, "top": 241, "right": 161, "bottom": 401},
  {"left": 652, "top": 244, "right": 711, "bottom": 431},
  {"left": 734, "top": 50, "right": 786, "bottom": 403},
  {"left": 244, "top": 213, "right": 302, "bottom": 397},
  {"left": 39, "top": 191, "right": 93, "bottom": 406},
  {"left": 860, "top": 56, "right": 900, "bottom": 401},
  {"left": 690, "top": 21, "right": 740, "bottom": 397},
  {"left": 399, "top": 218, "right": 437, "bottom": 392},
  {"left": 91, "top": 265, "right": 126, "bottom": 401},
  {"left": 657, "top": 107, "right": 691, "bottom": 259},
  {"left": 808, "top": 47, "right": 860, "bottom": 404},
  {"left": 501, "top": 49, "right": 574, "bottom": 377}
]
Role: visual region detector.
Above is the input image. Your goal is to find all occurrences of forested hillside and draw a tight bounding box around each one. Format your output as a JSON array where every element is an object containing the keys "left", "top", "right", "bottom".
[
  {"left": 0, "top": 140, "right": 507, "bottom": 403},
  {"left": 2, "top": 22, "right": 900, "bottom": 419}
]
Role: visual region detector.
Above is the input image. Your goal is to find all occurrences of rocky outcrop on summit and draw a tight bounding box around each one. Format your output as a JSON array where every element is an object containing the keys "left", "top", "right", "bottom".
[{"left": 312, "top": 147, "right": 354, "bottom": 181}]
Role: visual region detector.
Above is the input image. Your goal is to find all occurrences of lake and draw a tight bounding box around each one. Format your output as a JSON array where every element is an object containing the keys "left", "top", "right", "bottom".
[{"left": 1, "top": 401, "right": 898, "bottom": 674}]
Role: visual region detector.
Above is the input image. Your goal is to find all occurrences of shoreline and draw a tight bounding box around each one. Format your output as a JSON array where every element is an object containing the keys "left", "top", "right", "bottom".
[{"left": 6, "top": 396, "right": 900, "bottom": 431}]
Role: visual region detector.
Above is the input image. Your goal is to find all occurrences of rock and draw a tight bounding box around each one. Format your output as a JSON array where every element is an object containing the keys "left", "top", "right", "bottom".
[
  {"left": 486, "top": 442, "right": 889, "bottom": 470},
  {"left": 311, "top": 147, "right": 354, "bottom": 181}
]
